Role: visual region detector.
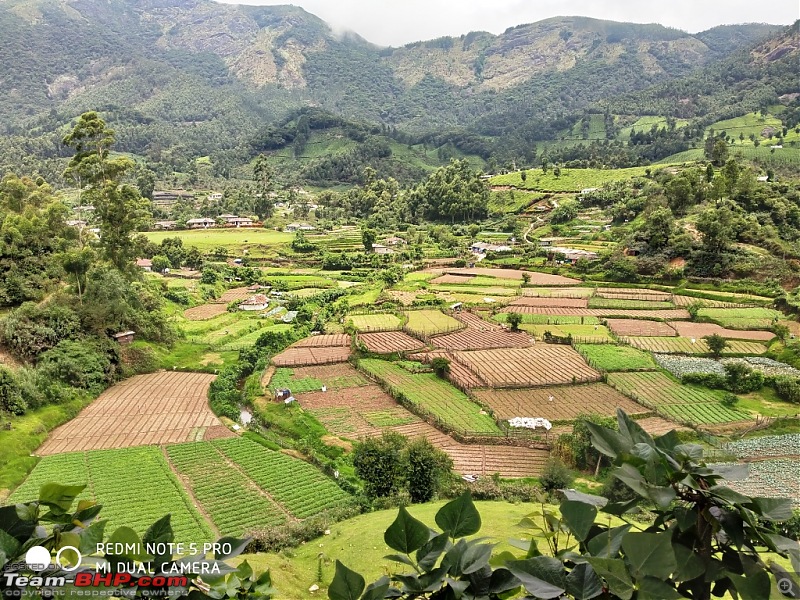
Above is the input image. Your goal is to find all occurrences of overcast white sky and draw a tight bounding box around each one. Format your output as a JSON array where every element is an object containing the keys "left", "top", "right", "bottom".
[{"left": 216, "top": 0, "right": 798, "bottom": 46}]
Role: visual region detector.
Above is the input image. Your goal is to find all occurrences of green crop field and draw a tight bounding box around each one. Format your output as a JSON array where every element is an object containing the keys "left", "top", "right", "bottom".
[
  {"left": 429, "top": 285, "right": 518, "bottom": 297},
  {"left": 705, "top": 112, "right": 799, "bottom": 146},
  {"left": 403, "top": 310, "right": 463, "bottom": 336},
  {"left": 346, "top": 286, "right": 384, "bottom": 307},
  {"left": 657, "top": 402, "right": 752, "bottom": 425},
  {"left": 575, "top": 344, "right": 656, "bottom": 371},
  {"left": 488, "top": 190, "right": 545, "bottom": 213},
  {"left": 347, "top": 313, "right": 403, "bottom": 332},
  {"left": 624, "top": 337, "right": 767, "bottom": 355},
  {"left": 218, "top": 324, "right": 294, "bottom": 351},
  {"left": 359, "top": 359, "right": 500, "bottom": 434},
  {"left": 143, "top": 228, "right": 294, "bottom": 255},
  {"left": 607, "top": 372, "right": 752, "bottom": 425},
  {"left": 212, "top": 438, "right": 353, "bottom": 519},
  {"left": 9, "top": 447, "right": 213, "bottom": 542},
  {"left": 588, "top": 297, "right": 674, "bottom": 310},
  {"left": 698, "top": 307, "right": 783, "bottom": 330},
  {"left": 265, "top": 275, "right": 335, "bottom": 290},
  {"left": 617, "top": 116, "right": 690, "bottom": 141},
  {"left": 467, "top": 276, "right": 522, "bottom": 288},
  {"left": 269, "top": 367, "right": 367, "bottom": 392},
  {"left": 494, "top": 313, "right": 601, "bottom": 325},
  {"left": 489, "top": 165, "right": 671, "bottom": 193},
  {"left": 166, "top": 442, "right": 287, "bottom": 535}
]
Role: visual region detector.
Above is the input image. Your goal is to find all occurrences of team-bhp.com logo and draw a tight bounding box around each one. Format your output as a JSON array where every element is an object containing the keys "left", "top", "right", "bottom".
[{"left": 2, "top": 544, "right": 190, "bottom": 592}]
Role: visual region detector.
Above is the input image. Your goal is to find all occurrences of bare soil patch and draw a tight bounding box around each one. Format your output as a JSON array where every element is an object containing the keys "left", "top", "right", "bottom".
[
  {"left": 272, "top": 346, "right": 351, "bottom": 367},
  {"left": 359, "top": 331, "right": 426, "bottom": 354},
  {"left": 184, "top": 304, "right": 228, "bottom": 320},
  {"left": 37, "top": 372, "right": 232, "bottom": 455},
  {"left": 214, "top": 287, "right": 252, "bottom": 304},
  {"left": 430, "top": 274, "right": 476, "bottom": 284},
  {"left": 454, "top": 346, "right": 600, "bottom": 387},
  {"left": 472, "top": 383, "right": 648, "bottom": 423},
  {"left": 512, "top": 297, "right": 589, "bottom": 308},
  {"left": 606, "top": 319, "right": 677, "bottom": 337},
  {"left": 292, "top": 334, "right": 351, "bottom": 348},
  {"left": 668, "top": 321, "right": 775, "bottom": 341}
]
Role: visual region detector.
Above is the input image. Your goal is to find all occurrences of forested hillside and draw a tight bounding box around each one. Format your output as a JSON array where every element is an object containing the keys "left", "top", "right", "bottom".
[{"left": 0, "top": 0, "right": 794, "bottom": 184}]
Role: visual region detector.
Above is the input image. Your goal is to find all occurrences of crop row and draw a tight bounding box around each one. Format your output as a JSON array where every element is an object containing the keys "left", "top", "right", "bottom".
[
  {"left": 212, "top": 438, "right": 352, "bottom": 519},
  {"left": 623, "top": 337, "right": 767, "bottom": 355},
  {"left": 359, "top": 358, "right": 500, "bottom": 434},
  {"left": 575, "top": 344, "right": 656, "bottom": 372},
  {"left": 607, "top": 372, "right": 720, "bottom": 405},
  {"left": 657, "top": 402, "right": 750, "bottom": 425},
  {"left": 166, "top": 443, "right": 286, "bottom": 535},
  {"left": 10, "top": 447, "right": 213, "bottom": 543}
]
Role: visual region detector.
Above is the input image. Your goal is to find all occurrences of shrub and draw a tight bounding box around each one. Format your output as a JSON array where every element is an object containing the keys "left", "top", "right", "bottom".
[
  {"left": 682, "top": 372, "right": 727, "bottom": 388},
  {"left": 405, "top": 438, "right": 453, "bottom": 503},
  {"left": 0, "top": 366, "right": 24, "bottom": 415},
  {"left": 723, "top": 362, "right": 764, "bottom": 393},
  {"left": 430, "top": 357, "right": 450, "bottom": 378},
  {"left": 704, "top": 333, "right": 727, "bottom": 357},
  {"left": 37, "top": 340, "right": 114, "bottom": 393},
  {"left": 774, "top": 376, "right": 800, "bottom": 403},
  {"left": 506, "top": 312, "right": 523, "bottom": 331},
  {"left": 720, "top": 392, "right": 740, "bottom": 408},
  {"left": 538, "top": 456, "right": 574, "bottom": 493}
]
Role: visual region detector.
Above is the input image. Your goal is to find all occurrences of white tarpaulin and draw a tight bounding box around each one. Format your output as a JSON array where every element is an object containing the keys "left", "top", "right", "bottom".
[{"left": 508, "top": 417, "right": 552, "bottom": 431}]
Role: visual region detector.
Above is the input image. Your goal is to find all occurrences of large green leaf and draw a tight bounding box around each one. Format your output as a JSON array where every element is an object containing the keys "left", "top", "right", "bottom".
[
  {"left": 507, "top": 557, "right": 566, "bottom": 599},
  {"left": 459, "top": 541, "right": 494, "bottom": 575},
  {"left": 328, "top": 560, "right": 365, "bottom": 600},
  {"left": 143, "top": 515, "right": 174, "bottom": 548},
  {"left": 38, "top": 483, "right": 86, "bottom": 514},
  {"left": 435, "top": 492, "right": 481, "bottom": 539},
  {"left": 585, "top": 421, "right": 630, "bottom": 459},
  {"left": 636, "top": 576, "right": 682, "bottom": 600},
  {"left": 616, "top": 409, "right": 654, "bottom": 447},
  {"left": 565, "top": 563, "right": 603, "bottom": 600},
  {"left": 727, "top": 570, "right": 771, "bottom": 600},
  {"left": 560, "top": 500, "right": 597, "bottom": 543},
  {"left": 488, "top": 568, "right": 520, "bottom": 595},
  {"left": 360, "top": 576, "right": 390, "bottom": 600},
  {"left": 749, "top": 497, "right": 794, "bottom": 521},
  {"left": 79, "top": 520, "right": 107, "bottom": 555},
  {"left": 384, "top": 506, "right": 430, "bottom": 554},
  {"left": 107, "top": 526, "right": 147, "bottom": 560},
  {"left": 0, "top": 529, "right": 20, "bottom": 563},
  {"left": 586, "top": 525, "right": 630, "bottom": 558},
  {"left": 621, "top": 531, "right": 676, "bottom": 580},
  {"left": 415, "top": 531, "right": 449, "bottom": 572},
  {"left": 214, "top": 536, "right": 251, "bottom": 560},
  {"left": 561, "top": 490, "right": 608, "bottom": 508},
  {"left": 586, "top": 558, "right": 633, "bottom": 600},
  {"left": 673, "top": 544, "right": 705, "bottom": 582},
  {"left": 612, "top": 463, "right": 649, "bottom": 498}
]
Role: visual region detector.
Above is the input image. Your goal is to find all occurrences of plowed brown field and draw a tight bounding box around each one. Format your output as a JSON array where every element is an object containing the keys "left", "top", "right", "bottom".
[
  {"left": 511, "top": 297, "right": 589, "bottom": 308},
  {"left": 606, "top": 319, "right": 677, "bottom": 337},
  {"left": 430, "top": 274, "right": 476, "bottom": 284},
  {"left": 296, "top": 382, "right": 548, "bottom": 476},
  {"left": 454, "top": 346, "right": 600, "bottom": 387},
  {"left": 506, "top": 306, "right": 691, "bottom": 320},
  {"left": 292, "top": 334, "right": 351, "bottom": 347},
  {"left": 413, "top": 350, "right": 487, "bottom": 389},
  {"left": 272, "top": 346, "right": 351, "bottom": 366},
  {"left": 424, "top": 267, "right": 579, "bottom": 285},
  {"left": 184, "top": 304, "right": 229, "bottom": 320},
  {"left": 37, "top": 372, "right": 232, "bottom": 455},
  {"left": 668, "top": 322, "right": 775, "bottom": 341},
  {"left": 472, "top": 383, "right": 648, "bottom": 422},
  {"left": 358, "top": 331, "right": 426, "bottom": 354},
  {"left": 214, "top": 287, "right": 253, "bottom": 303},
  {"left": 432, "top": 329, "right": 531, "bottom": 351}
]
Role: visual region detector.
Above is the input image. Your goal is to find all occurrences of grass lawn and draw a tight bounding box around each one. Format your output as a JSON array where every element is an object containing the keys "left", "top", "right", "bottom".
[
  {"left": 143, "top": 229, "right": 293, "bottom": 256},
  {"left": 575, "top": 344, "right": 656, "bottom": 371},
  {"left": 737, "top": 387, "right": 800, "bottom": 419}
]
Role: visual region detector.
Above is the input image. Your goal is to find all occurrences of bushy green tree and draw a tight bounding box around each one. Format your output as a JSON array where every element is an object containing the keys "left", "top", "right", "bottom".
[
  {"left": 704, "top": 333, "right": 727, "bottom": 358},
  {"left": 38, "top": 340, "right": 113, "bottom": 392},
  {"left": 0, "top": 366, "right": 24, "bottom": 414},
  {"left": 506, "top": 312, "right": 523, "bottom": 331}
]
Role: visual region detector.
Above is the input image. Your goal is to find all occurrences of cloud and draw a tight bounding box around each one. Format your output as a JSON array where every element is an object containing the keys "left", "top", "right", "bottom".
[{"left": 215, "top": 0, "right": 799, "bottom": 46}]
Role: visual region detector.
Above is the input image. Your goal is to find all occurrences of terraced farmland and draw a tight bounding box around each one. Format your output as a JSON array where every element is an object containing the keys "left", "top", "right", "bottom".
[
  {"left": 272, "top": 345, "right": 351, "bottom": 366},
  {"left": 9, "top": 447, "right": 213, "bottom": 542},
  {"left": 472, "top": 383, "right": 649, "bottom": 423},
  {"left": 403, "top": 310, "right": 463, "bottom": 336},
  {"left": 184, "top": 303, "right": 229, "bottom": 320},
  {"left": 358, "top": 331, "right": 426, "bottom": 354},
  {"left": 505, "top": 306, "right": 691, "bottom": 320},
  {"left": 292, "top": 334, "right": 351, "bottom": 347},
  {"left": 212, "top": 438, "right": 353, "bottom": 518},
  {"left": 359, "top": 359, "right": 500, "bottom": 434},
  {"left": 511, "top": 297, "right": 589, "bottom": 308},
  {"left": 607, "top": 372, "right": 751, "bottom": 425},
  {"left": 576, "top": 344, "right": 656, "bottom": 371},
  {"left": 697, "top": 307, "right": 783, "bottom": 330},
  {"left": 606, "top": 319, "right": 677, "bottom": 337},
  {"left": 347, "top": 313, "right": 403, "bottom": 332},
  {"left": 588, "top": 297, "right": 674, "bottom": 310},
  {"left": 37, "top": 372, "right": 233, "bottom": 455},
  {"left": 167, "top": 442, "right": 287, "bottom": 535},
  {"left": 623, "top": 337, "right": 767, "bottom": 355},
  {"left": 668, "top": 322, "right": 775, "bottom": 341},
  {"left": 453, "top": 346, "right": 600, "bottom": 387}
]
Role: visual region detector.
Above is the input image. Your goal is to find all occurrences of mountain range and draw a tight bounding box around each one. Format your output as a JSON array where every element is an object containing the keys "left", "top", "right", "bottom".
[{"left": 0, "top": 0, "right": 797, "bottom": 180}]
